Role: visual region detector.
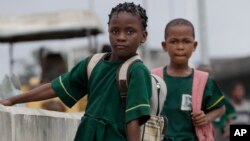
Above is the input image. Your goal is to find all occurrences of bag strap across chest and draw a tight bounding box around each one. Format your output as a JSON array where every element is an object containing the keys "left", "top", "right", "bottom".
[
  {"left": 116, "top": 55, "right": 142, "bottom": 108},
  {"left": 86, "top": 53, "right": 142, "bottom": 108},
  {"left": 192, "top": 70, "right": 209, "bottom": 112},
  {"left": 151, "top": 67, "right": 210, "bottom": 114},
  {"left": 191, "top": 70, "right": 215, "bottom": 141},
  {"left": 151, "top": 67, "right": 209, "bottom": 109},
  {"left": 87, "top": 53, "right": 167, "bottom": 117},
  {"left": 87, "top": 53, "right": 108, "bottom": 79}
]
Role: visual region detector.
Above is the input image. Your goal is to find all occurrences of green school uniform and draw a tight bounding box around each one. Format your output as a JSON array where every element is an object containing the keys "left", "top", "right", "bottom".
[
  {"left": 161, "top": 66, "right": 225, "bottom": 141},
  {"left": 51, "top": 56, "right": 152, "bottom": 141}
]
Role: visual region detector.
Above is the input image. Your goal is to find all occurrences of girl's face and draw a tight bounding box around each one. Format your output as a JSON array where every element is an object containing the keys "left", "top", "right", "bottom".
[
  {"left": 108, "top": 12, "right": 147, "bottom": 61},
  {"left": 162, "top": 25, "right": 197, "bottom": 66},
  {"left": 232, "top": 84, "right": 245, "bottom": 101}
]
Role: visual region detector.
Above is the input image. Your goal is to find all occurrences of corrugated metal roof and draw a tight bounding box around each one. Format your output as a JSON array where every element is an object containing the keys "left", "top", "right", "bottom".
[{"left": 0, "top": 9, "right": 103, "bottom": 42}]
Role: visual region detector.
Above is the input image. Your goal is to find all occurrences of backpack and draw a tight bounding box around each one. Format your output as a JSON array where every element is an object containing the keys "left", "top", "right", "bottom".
[
  {"left": 151, "top": 67, "right": 214, "bottom": 141},
  {"left": 87, "top": 53, "right": 168, "bottom": 141}
]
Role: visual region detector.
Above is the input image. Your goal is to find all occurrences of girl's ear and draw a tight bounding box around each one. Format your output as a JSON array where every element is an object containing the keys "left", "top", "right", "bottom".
[
  {"left": 162, "top": 41, "right": 167, "bottom": 52},
  {"left": 141, "top": 31, "right": 148, "bottom": 43},
  {"left": 193, "top": 41, "right": 198, "bottom": 51}
]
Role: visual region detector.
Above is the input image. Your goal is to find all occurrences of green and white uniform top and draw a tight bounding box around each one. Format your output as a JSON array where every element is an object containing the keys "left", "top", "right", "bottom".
[
  {"left": 51, "top": 56, "right": 152, "bottom": 141},
  {"left": 161, "top": 66, "right": 225, "bottom": 141}
]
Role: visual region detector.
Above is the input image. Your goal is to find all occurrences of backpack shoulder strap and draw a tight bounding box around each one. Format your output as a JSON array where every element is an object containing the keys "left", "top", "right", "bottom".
[
  {"left": 151, "top": 67, "right": 164, "bottom": 78},
  {"left": 150, "top": 73, "right": 167, "bottom": 116},
  {"left": 117, "top": 54, "right": 142, "bottom": 109},
  {"left": 151, "top": 67, "right": 167, "bottom": 115},
  {"left": 192, "top": 69, "right": 215, "bottom": 141},
  {"left": 87, "top": 53, "right": 107, "bottom": 79},
  {"left": 192, "top": 69, "right": 209, "bottom": 111}
]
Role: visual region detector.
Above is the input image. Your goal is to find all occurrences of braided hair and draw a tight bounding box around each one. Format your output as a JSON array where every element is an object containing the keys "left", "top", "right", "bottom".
[
  {"left": 164, "top": 18, "right": 195, "bottom": 39},
  {"left": 108, "top": 2, "right": 148, "bottom": 31}
]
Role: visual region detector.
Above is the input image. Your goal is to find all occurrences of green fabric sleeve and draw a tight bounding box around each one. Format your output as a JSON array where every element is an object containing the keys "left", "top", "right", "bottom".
[
  {"left": 51, "top": 58, "right": 89, "bottom": 107},
  {"left": 125, "top": 61, "right": 151, "bottom": 125}
]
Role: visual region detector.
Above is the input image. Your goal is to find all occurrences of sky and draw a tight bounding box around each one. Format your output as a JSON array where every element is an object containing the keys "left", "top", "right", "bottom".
[{"left": 1, "top": 0, "right": 250, "bottom": 77}]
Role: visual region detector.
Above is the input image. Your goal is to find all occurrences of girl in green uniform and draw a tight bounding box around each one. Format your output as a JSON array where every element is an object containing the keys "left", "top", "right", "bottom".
[
  {"left": 0, "top": 2, "right": 151, "bottom": 141},
  {"left": 156, "top": 18, "right": 225, "bottom": 141}
]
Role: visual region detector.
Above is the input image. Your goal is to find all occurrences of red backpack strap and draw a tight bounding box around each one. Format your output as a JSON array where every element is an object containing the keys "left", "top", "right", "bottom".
[
  {"left": 192, "top": 70, "right": 215, "bottom": 141},
  {"left": 151, "top": 67, "right": 164, "bottom": 78}
]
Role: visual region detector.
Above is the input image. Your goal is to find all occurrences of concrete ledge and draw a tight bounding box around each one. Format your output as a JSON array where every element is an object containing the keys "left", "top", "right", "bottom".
[{"left": 0, "top": 105, "right": 82, "bottom": 141}]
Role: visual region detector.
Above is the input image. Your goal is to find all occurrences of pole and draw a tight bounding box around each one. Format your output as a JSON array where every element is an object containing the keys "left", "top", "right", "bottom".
[
  {"left": 9, "top": 43, "right": 14, "bottom": 75},
  {"left": 197, "top": 0, "right": 209, "bottom": 65},
  {"left": 89, "top": 0, "right": 94, "bottom": 11}
]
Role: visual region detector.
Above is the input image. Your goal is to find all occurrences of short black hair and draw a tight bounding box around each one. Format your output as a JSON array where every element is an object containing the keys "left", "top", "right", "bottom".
[
  {"left": 108, "top": 2, "right": 148, "bottom": 31},
  {"left": 164, "top": 18, "right": 195, "bottom": 39}
]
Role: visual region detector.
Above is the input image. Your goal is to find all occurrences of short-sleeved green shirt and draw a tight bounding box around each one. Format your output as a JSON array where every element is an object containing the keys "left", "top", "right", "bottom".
[
  {"left": 161, "top": 66, "right": 225, "bottom": 141},
  {"left": 51, "top": 56, "right": 152, "bottom": 141}
]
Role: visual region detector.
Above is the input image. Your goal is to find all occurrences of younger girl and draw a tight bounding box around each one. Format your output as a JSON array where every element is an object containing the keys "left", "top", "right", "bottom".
[{"left": 152, "top": 18, "right": 225, "bottom": 141}]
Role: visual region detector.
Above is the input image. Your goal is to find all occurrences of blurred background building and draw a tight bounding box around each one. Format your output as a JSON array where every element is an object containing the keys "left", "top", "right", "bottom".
[{"left": 0, "top": 0, "right": 250, "bottom": 112}]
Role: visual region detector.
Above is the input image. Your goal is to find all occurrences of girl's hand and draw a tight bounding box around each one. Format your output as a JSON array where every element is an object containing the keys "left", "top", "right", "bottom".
[
  {"left": 0, "top": 99, "right": 13, "bottom": 106},
  {"left": 191, "top": 111, "right": 210, "bottom": 127}
]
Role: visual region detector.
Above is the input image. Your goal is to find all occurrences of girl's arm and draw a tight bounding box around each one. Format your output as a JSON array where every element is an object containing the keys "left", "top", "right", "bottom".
[
  {"left": 223, "top": 118, "right": 235, "bottom": 138},
  {"left": 206, "top": 105, "right": 225, "bottom": 122},
  {"left": 192, "top": 105, "right": 225, "bottom": 127},
  {"left": 0, "top": 83, "right": 56, "bottom": 106},
  {"left": 127, "top": 119, "right": 141, "bottom": 141}
]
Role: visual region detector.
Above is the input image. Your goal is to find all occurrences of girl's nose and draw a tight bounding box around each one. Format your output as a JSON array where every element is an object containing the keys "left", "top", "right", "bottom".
[
  {"left": 117, "top": 32, "right": 127, "bottom": 41},
  {"left": 176, "top": 43, "right": 185, "bottom": 49}
]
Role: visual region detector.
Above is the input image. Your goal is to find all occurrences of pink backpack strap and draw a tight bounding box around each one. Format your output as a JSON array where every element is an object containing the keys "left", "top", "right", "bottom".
[
  {"left": 192, "top": 70, "right": 208, "bottom": 112},
  {"left": 151, "top": 67, "right": 164, "bottom": 78},
  {"left": 192, "top": 70, "right": 214, "bottom": 141}
]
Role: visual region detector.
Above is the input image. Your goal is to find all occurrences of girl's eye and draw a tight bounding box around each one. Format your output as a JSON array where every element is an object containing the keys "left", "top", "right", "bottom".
[
  {"left": 127, "top": 29, "right": 135, "bottom": 35},
  {"left": 184, "top": 40, "right": 191, "bottom": 43},
  {"left": 110, "top": 29, "right": 119, "bottom": 34},
  {"left": 170, "top": 40, "right": 178, "bottom": 44}
]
